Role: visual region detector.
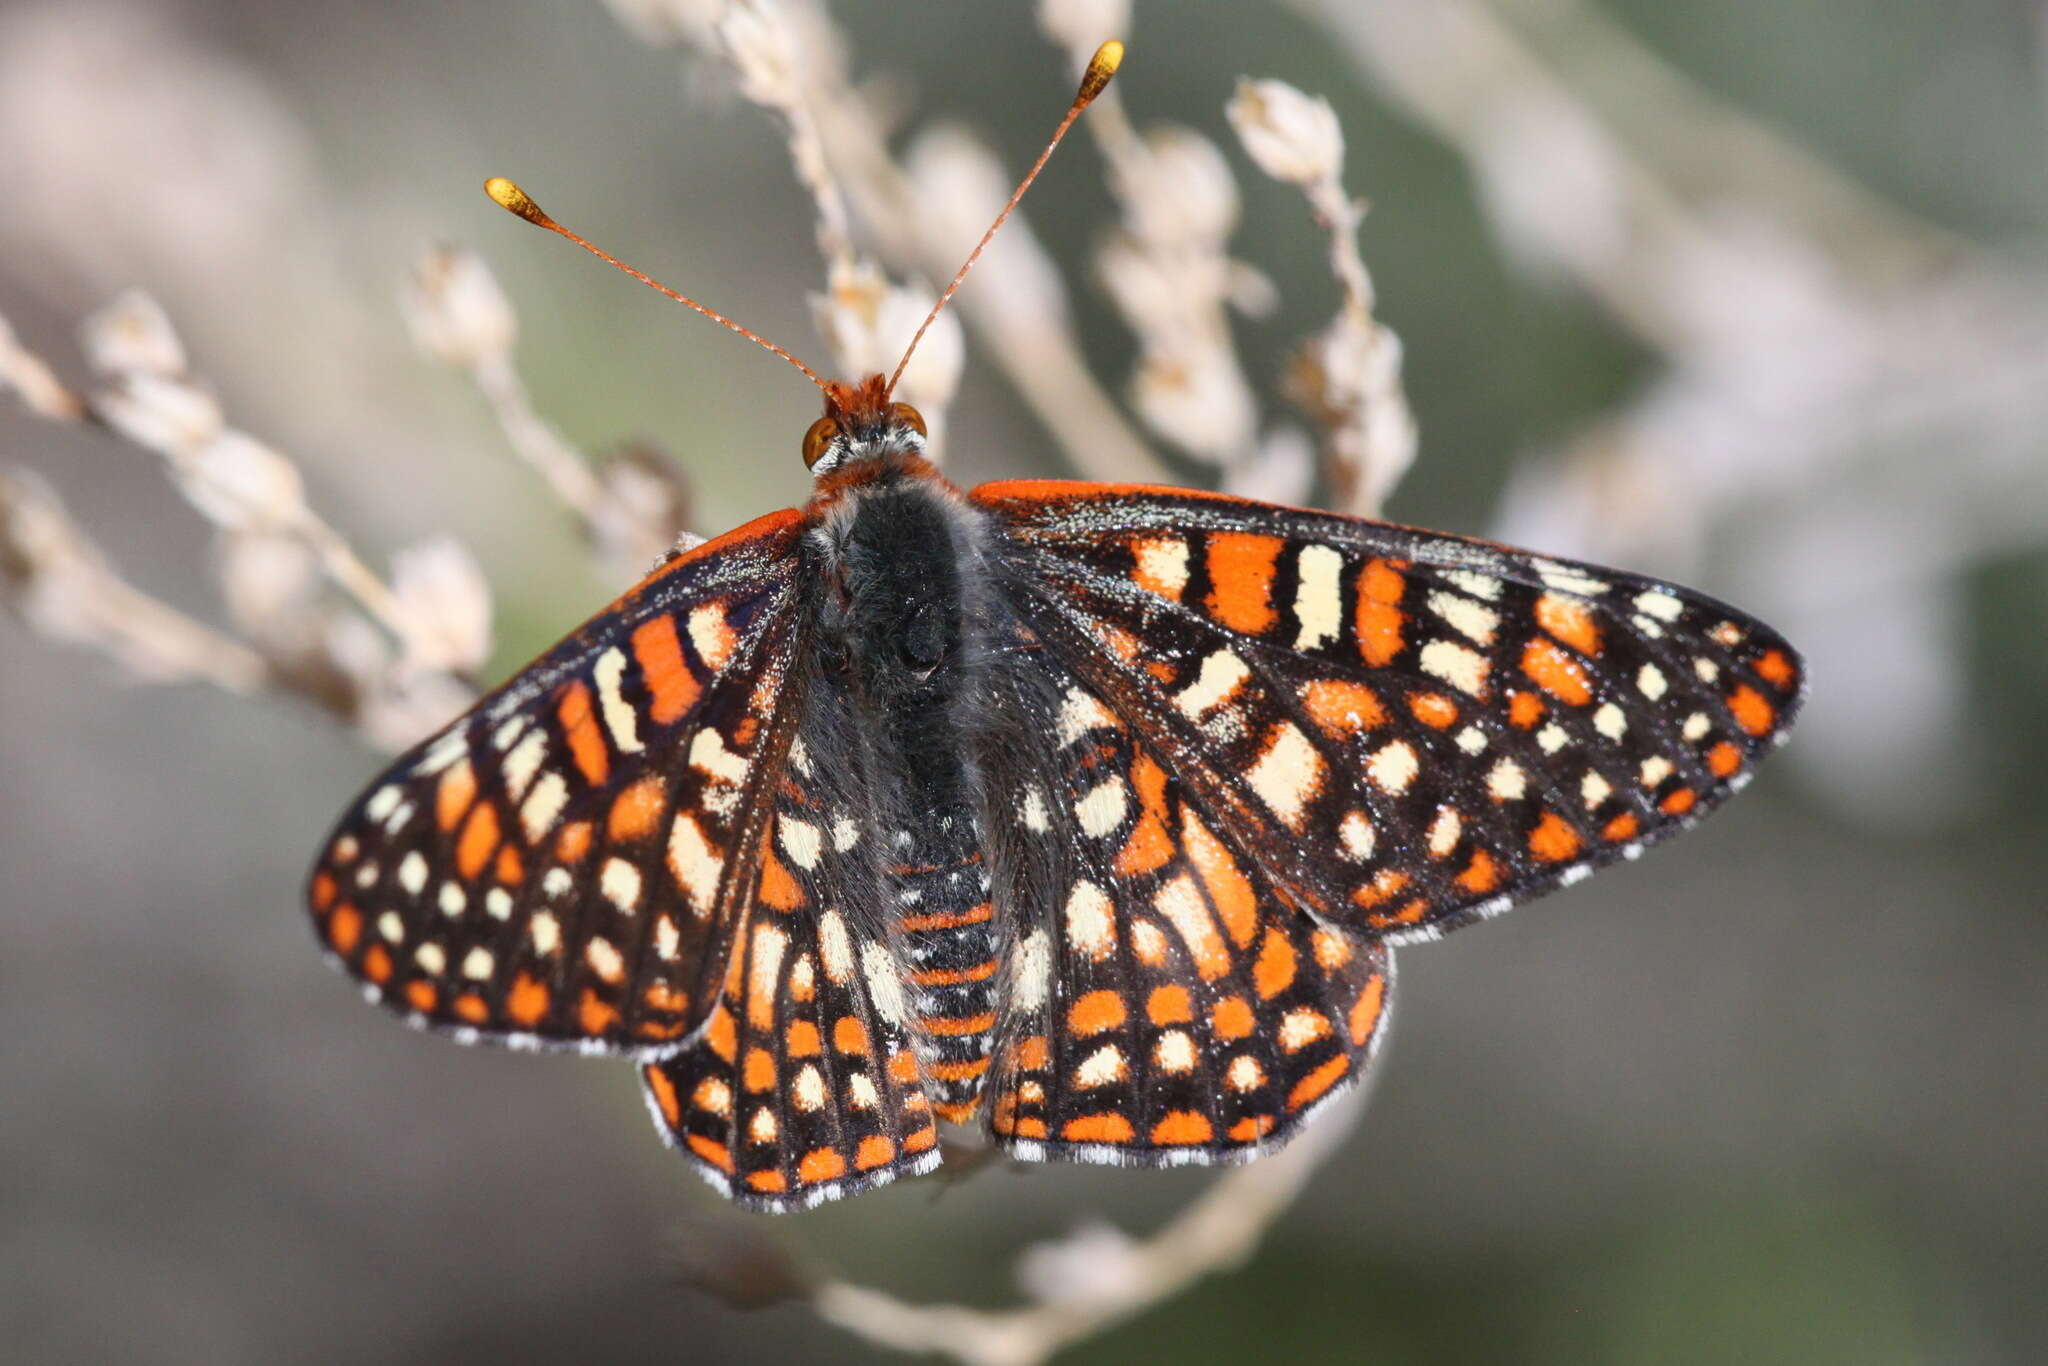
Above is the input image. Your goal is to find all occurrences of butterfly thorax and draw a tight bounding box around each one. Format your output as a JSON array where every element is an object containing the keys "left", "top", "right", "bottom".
[{"left": 808, "top": 460, "right": 1004, "bottom": 1122}]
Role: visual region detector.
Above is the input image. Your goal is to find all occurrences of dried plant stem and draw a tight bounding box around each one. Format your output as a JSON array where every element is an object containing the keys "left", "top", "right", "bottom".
[
  {"left": 467, "top": 352, "right": 607, "bottom": 517},
  {"left": 812, "top": 1086, "right": 1371, "bottom": 1366},
  {"left": 296, "top": 515, "right": 424, "bottom": 653}
]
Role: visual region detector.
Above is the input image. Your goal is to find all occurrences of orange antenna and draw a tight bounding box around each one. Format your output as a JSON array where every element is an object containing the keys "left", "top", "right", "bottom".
[
  {"left": 483, "top": 177, "right": 830, "bottom": 394},
  {"left": 886, "top": 39, "right": 1124, "bottom": 398}
]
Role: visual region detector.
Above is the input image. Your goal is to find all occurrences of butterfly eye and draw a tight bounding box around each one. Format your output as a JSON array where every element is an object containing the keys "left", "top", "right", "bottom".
[
  {"left": 888, "top": 402, "right": 928, "bottom": 438},
  {"left": 801, "top": 417, "right": 841, "bottom": 469}
]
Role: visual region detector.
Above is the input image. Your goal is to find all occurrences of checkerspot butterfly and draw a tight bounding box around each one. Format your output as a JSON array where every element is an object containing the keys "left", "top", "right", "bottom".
[{"left": 306, "top": 44, "right": 1803, "bottom": 1210}]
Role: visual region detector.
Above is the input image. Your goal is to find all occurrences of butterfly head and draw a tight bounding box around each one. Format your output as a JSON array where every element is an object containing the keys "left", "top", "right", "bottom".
[{"left": 801, "top": 374, "right": 929, "bottom": 477}]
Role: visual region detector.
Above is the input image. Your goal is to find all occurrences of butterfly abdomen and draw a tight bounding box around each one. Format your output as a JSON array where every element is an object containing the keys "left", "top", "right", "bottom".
[{"left": 887, "top": 809, "right": 1002, "bottom": 1122}]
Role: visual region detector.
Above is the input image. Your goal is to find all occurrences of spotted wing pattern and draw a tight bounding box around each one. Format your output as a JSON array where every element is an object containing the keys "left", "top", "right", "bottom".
[
  {"left": 306, "top": 511, "right": 808, "bottom": 1055},
  {"left": 974, "top": 645, "right": 1391, "bottom": 1164},
  {"left": 972, "top": 481, "right": 1807, "bottom": 948},
  {"left": 638, "top": 703, "right": 943, "bottom": 1210}
]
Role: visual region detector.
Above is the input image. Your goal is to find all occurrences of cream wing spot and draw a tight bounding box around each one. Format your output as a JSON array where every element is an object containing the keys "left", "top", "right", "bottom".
[
  {"left": 592, "top": 647, "right": 644, "bottom": 755},
  {"left": 666, "top": 813, "right": 723, "bottom": 916},
  {"left": 586, "top": 936, "right": 625, "bottom": 984},
  {"left": 397, "top": 851, "right": 428, "bottom": 896},
  {"left": 1247, "top": 721, "right": 1325, "bottom": 827},
  {"left": 1428, "top": 589, "right": 1500, "bottom": 645},
  {"left": 601, "top": 857, "right": 642, "bottom": 912},
  {"left": 1638, "top": 663, "right": 1669, "bottom": 700},
  {"left": 1594, "top": 703, "right": 1628, "bottom": 741},
  {"left": 862, "top": 942, "right": 910, "bottom": 1029},
  {"left": 1367, "top": 739, "right": 1419, "bottom": 794},
  {"left": 1132, "top": 536, "right": 1189, "bottom": 599},
  {"left": 502, "top": 729, "right": 548, "bottom": 801},
  {"left": 778, "top": 816, "right": 823, "bottom": 871},
  {"left": 1419, "top": 639, "right": 1489, "bottom": 696},
  {"left": 1075, "top": 1045, "right": 1127, "bottom": 1088},
  {"left": 1488, "top": 758, "right": 1528, "bottom": 802},
  {"left": 1155, "top": 1030, "right": 1197, "bottom": 1073},
  {"left": 462, "top": 946, "right": 494, "bottom": 980},
  {"left": 1014, "top": 930, "right": 1052, "bottom": 1009},
  {"left": 1074, "top": 777, "right": 1130, "bottom": 838},
  {"left": 1064, "top": 880, "right": 1117, "bottom": 960},
  {"left": 793, "top": 1065, "right": 827, "bottom": 1112},
  {"left": 1173, "top": 649, "right": 1251, "bottom": 719},
  {"left": 530, "top": 910, "right": 561, "bottom": 956},
  {"left": 1056, "top": 688, "right": 1119, "bottom": 747},
  {"left": 1292, "top": 544, "right": 1344, "bottom": 650},
  {"left": 519, "top": 772, "right": 569, "bottom": 843}
]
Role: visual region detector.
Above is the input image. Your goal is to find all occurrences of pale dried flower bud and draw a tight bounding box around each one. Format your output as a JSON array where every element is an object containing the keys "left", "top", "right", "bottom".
[
  {"left": 0, "top": 312, "right": 85, "bottom": 420},
  {"left": 389, "top": 534, "right": 493, "bottom": 675},
  {"left": 215, "top": 529, "right": 323, "bottom": 652},
  {"left": 1016, "top": 1221, "right": 1145, "bottom": 1308},
  {"left": 1131, "top": 346, "right": 1259, "bottom": 466},
  {"left": 1, "top": 467, "right": 96, "bottom": 611},
  {"left": 1224, "top": 425, "right": 1316, "bottom": 507},
  {"left": 809, "top": 258, "right": 964, "bottom": 425},
  {"left": 403, "top": 246, "right": 517, "bottom": 368},
  {"left": 1116, "top": 125, "right": 1240, "bottom": 248},
  {"left": 80, "top": 291, "right": 188, "bottom": 379},
  {"left": 169, "top": 430, "right": 308, "bottom": 531},
  {"left": 354, "top": 667, "right": 480, "bottom": 755},
  {"left": 601, "top": 0, "right": 726, "bottom": 48},
  {"left": 1228, "top": 78, "right": 1345, "bottom": 188},
  {"left": 588, "top": 445, "right": 697, "bottom": 583},
  {"left": 1037, "top": 0, "right": 1131, "bottom": 64},
  {"left": 92, "top": 373, "right": 224, "bottom": 453},
  {"left": 718, "top": 0, "right": 801, "bottom": 110}
]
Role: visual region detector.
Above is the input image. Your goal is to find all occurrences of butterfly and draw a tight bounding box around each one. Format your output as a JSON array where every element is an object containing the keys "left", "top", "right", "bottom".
[{"left": 306, "top": 43, "right": 1804, "bottom": 1211}]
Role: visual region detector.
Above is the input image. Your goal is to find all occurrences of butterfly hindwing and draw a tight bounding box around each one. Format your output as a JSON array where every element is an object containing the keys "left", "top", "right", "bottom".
[
  {"left": 639, "top": 704, "right": 942, "bottom": 1209},
  {"left": 306, "top": 511, "right": 808, "bottom": 1055},
  {"left": 972, "top": 638, "right": 1392, "bottom": 1164},
  {"left": 972, "top": 481, "right": 1805, "bottom": 946}
]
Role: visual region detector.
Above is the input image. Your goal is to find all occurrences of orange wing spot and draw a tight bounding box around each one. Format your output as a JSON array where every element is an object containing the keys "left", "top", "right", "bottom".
[
  {"left": 633, "top": 614, "right": 702, "bottom": 725},
  {"left": 310, "top": 871, "right": 337, "bottom": 912},
  {"left": 833, "top": 1016, "right": 869, "bottom": 1054},
  {"left": 1143, "top": 659, "right": 1177, "bottom": 684},
  {"left": 1116, "top": 813, "right": 1174, "bottom": 876},
  {"left": 1455, "top": 848, "right": 1501, "bottom": 895},
  {"left": 1286, "top": 1054, "right": 1350, "bottom": 1111},
  {"left": 1366, "top": 897, "right": 1431, "bottom": 930},
  {"left": 1099, "top": 622, "right": 1143, "bottom": 661},
  {"left": 1348, "top": 975, "right": 1388, "bottom": 1046},
  {"left": 746, "top": 1169, "right": 788, "bottom": 1194},
  {"left": 644, "top": 981, "right": 687, "bottom": 1014},
  {"left": 705, "top": 1007, "right": 739, "bottom": 1062},
  {"left": 454, "top": 994, "right": 490, "bottom": 1025},
  {"left": 687, "top": 1134, "right": 735, "bottom": 1174},
  {"left": 1602, "top": 812, "right": 1641, "bottom": 842},
  {"left": 1151, "top": 1111, "right": 1213, "bottom": 1146},
  {"left": 637, "top": 1018, "right": 687, "bottom": 1042},
  {"left": 644, "top": 1064, "right": 682, "bottom": 1126},
  {"left": 1228, "top": 1115, "right": 1276, "bottom": 1143},
  {"left": 1302, "top": 679, "right": 1386, "bottom": 737},
  {"left": 1707, "top": 741, "right": 1743, "bottom": 778},
  {"left": 910, "top": 958, "right": 999, "bottom": 987},
  {"left": 328, "top": 903, "right": 363, "bottom": 955},
  {"left": 1254, "top": 927, "right": 1298, "bottom": 1000},
  {"left": 1536, "top": 592, "right": 1603, "bottom": 656},
  {"left": 1062, "top": 1113, "right": 1137, "bottom": 1144},
  {"left": 1350, "top": 869, "right": 1410, "bottom": 910},
  {"left": 607, "top": 776, "right": 665, "bottom": 843},
  {"left": 922, "top": 1011, "right": 998, "bottom": 1037},
  {"left": 405, "top": 980, "right": 439, "bottom": 1013},
  {"left": 904, "top": 1123, "right": 939, "bottom": 1152},
  {"left": 1067, "top": 990, "right": 1127, "bottom": 1037},
  {"left": 733, "top": 715, "right": 759, "bottom": 747},
  {"left": 1312, "top": 930, "right": 1353, "bottom": 970},
  {"left": 1009, "top": 1116, "right": 1047, "bottom": 1140},
  {"left": 1205, "top": 532, "right": 1284, "bottom": 634},
  {"left": 494, "top": 844, "right": 524, "bottom": 886},
  {"left": 436, "top": 759, "right": 478, "bottom": 832},
  {"left": 1183, "top": 809, "right": 1257, "bottom": 949},
  {"left": 929, "top": 1057, "right": 992, "bottom": 1084},
  {"left": 785, "top": 1020, "right": 822, "bottom": 1057},
  {"left": 888, "top": 1049, "right": 921, "bottom": 1083},
  {"left": 1528, "top": 810, "right": 1583, "bottom": 863},
  {"left": 1014, "top": 1035, "right": 1050, "bottom": 1071},
  {"left": 1147, "top": 985, "right": 1193, "bottom": 1026},
  {"left": 855, "top": 1135, "right": 897, "bottom": 1171},
  {"left": 934, "top": 1099, "right": 981, "bottom": 1125},
  {"left": 455, "top": 802, "right": 500, "bottom": 881},
  {"left": 1522, "top": 638, "right": 1594, "bottom": 706},
  {"left": 507, "top": 973, "right": 550, "bottom": 1027},
  {"left": 361, "top": 942, "right": 393, "bottom": 985},
  {"left": 1211, "top": 995, "right": 1255, "bottom": 1040},
  {"left": 1660, "top": 787, "right": 1698, "bottom": 816},
  {"left": 578, "top": 989, "right": 619, "bottom": 1037},
  {"left": 1755, "top": 648, "right": 1796, "bottom": 687},
  {"left": 1356, "top": 559, "right": 1407, "bottom": 666},
  {"left": 743, "top": 1047, "right": 776, "bottom": 1092},
  {"left": 1728, "top": 685, "right": 1776, "bottom": 738},
  {"left": 1408, "top": 691, "right": 1459, "bottom": 729},
  {"left": 897, "top": 902, "right": 993, "bottom": 932},
  {"left": 1508, "top": 690, "right": 1546, "bottom": 729},
  {"left": 557, "top": 681, "right": 610, "bottom": 786},
  {"left": 555, "top": 821, "right": 593, "bottom": 863},
  {"left": 796, "top": 1147, "right": 848, "bottom": 1186},
  {"left": 756, "top": 847, "right": 803, "bottom": 911}
]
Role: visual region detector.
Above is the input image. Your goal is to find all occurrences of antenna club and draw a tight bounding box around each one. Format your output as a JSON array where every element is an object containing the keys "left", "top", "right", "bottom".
[
  {"left": 484, "top": 177, "right": 553, "bottom": 228},
  {"left": 1078, "top": 40, "right": 1124, "bottom": 104}
]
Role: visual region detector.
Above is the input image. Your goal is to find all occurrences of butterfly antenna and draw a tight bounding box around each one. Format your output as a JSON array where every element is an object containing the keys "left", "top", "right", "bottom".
[
  {"left": 483, "top": 177, "right": 830, "bottom": 394},
  {"left": 885, "top": 39, "right": 1124, "bottom": 399}
]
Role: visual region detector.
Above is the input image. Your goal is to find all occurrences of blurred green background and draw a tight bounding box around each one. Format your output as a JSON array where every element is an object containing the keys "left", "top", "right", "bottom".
[{"left": 3, "top": 1, "right": 2044, "bottom": 1362}]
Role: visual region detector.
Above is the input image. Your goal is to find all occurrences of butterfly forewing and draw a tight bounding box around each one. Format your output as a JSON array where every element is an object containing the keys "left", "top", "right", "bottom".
[
  {"left": 306, "top": 511, "right": 808, "bottom": 1054},
  {"left": 974, "top": 643, "right": 1392, "bottom": 1163},
  {"left": 973, "top": 481, "right": 1806, "bottom": 946}
]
